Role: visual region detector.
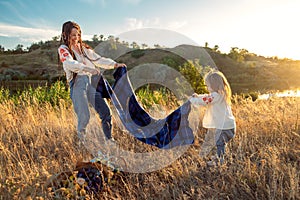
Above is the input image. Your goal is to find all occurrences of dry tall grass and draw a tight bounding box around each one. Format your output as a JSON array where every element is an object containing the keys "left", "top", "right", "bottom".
[{"left": 0, "top": 97, "right": 299, "bottom": 199}]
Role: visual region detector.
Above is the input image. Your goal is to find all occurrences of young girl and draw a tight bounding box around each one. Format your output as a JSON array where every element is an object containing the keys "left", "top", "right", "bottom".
[
  {"left": 189, "top": 70, "right": 236, "bottom": 166},
  {"left": 58, "top": 21, "right": 125, "bottom": 142}
]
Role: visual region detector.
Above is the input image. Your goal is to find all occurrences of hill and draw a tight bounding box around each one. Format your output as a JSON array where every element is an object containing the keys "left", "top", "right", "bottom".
[
  {"left": 0, "top": 42, "right": 299, "bottom": 94},
  {"left": 0, "top": 44, "right": 64, "bottom": 81},
  {"left": 93, "top": 43, "right": 300, "bottom": 93},
  {"left": 167, "top": 44, "right": 300, "bottom": 93}
]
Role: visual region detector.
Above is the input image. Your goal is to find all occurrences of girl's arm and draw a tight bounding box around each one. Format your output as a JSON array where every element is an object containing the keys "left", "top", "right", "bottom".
[
  {"left": 189, "top": 92, "right": 222, "bottom": 106},
  {"left": 58, "top": 46, "right": 99, "bottom": 74}
]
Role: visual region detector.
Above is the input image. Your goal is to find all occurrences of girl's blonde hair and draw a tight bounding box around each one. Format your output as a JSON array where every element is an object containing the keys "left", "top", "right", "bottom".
[{"left": 204, "top": 70, "right": 232, "bottom": 105}]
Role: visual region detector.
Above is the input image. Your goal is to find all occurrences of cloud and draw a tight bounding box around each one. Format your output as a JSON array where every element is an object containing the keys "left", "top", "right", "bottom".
[
  {"left": 0, "top": 23, "right": 60, "bottom": 43},
  {"left": 123, "top": 17, "right": 186, "bottom": 31},
  {"left": 124, "top": 18, "right": 146, "bottom": 29},
  {"left": 116, "top": 18, "right": 197, "bottom": 48},
  {"left": 167, "top": 21, "right": 188, "bottom": 30}
]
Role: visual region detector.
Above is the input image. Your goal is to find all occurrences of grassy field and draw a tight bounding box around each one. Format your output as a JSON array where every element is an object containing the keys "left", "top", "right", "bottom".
[{"left": 0, "top": 93, "right": 299, "bottom": 199}]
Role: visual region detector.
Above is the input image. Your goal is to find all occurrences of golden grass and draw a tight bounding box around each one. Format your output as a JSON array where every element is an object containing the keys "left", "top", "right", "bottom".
[{"left": 0, "top": 97, "right": 299, "bottom": 199}]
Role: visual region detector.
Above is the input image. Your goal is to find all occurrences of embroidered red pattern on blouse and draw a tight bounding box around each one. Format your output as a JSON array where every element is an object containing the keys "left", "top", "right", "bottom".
[
  {"left": 59, "top": 48, "right": 69, "bottom": 62},
  {"left": 202, "top": 95, "right": 214, "bottom": 104}
]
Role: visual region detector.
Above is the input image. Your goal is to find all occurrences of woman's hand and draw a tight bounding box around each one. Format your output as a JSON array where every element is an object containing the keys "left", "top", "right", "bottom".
[{"left": 114, "top": 63, "right": 126, "bottom": 68}]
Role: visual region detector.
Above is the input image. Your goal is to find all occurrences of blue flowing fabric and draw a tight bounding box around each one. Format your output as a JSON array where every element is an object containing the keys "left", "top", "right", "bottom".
[{"left": 97, "top": 67, "right": 194, "bottom": 149}]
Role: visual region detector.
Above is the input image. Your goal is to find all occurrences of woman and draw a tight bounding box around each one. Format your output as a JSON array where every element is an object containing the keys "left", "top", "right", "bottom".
[{"left": 58, "top": 21, "right": 125, "bottom": 143}]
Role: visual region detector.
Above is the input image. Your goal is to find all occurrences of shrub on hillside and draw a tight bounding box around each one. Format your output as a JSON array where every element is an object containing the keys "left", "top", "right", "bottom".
[
  {"left": 131, "top": 49, "right": 145, "bottom": 58},
  {"left": 179, "top": 61, "right": 208, "bottom": 94}
]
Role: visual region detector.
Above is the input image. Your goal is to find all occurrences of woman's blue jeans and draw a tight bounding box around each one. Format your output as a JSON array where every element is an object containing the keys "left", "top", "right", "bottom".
[{"left": 70, "top": 75, "right": 112, "bottom": 139}]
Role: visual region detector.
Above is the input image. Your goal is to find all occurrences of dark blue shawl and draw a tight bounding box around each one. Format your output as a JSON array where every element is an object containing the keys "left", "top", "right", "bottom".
[{"left": 97, "top": 67, "right": 194, "bottom": 149}]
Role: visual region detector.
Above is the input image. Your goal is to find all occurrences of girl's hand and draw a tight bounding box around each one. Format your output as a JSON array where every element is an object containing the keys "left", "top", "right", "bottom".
[{"left": 192, "top": 93, "right": 199, "bottom": 97}]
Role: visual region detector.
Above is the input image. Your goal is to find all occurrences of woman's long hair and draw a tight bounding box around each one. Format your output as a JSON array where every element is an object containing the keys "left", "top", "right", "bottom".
[
  {"left": 60, "top": 21, "right": 90, "bottom": 57},
  {"left": 59, "top": 21, "right": 99, "bottom": 62}
]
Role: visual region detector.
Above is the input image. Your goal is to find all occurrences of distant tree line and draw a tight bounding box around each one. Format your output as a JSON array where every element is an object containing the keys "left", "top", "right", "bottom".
[
  {"left": 1, "top": 35, "right": 291, "bottom": 62},
  {"left": 0, "top": 36, "right": 60, "bottom": 54},
  {"left": 0, "top": 34, "right": 164, "bottom": 55}
]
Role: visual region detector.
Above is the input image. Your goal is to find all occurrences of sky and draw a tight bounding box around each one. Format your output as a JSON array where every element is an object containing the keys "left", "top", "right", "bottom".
[{"left": 0, "top": 0, "right": 300, "bottom": 60}]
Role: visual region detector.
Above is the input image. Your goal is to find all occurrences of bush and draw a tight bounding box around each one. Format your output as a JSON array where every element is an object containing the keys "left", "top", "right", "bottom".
[
  {"left": 3, "top": 81, "right": 71, "bottom": 107},
  {"left": 1, "top": 62, "right": 9, "bottom": 68},
  {"left": 162, "top": 56, "right": 181, "bottom": 70},
  {"left": 241, "top": 92, "right": 259, "bottom": 101},
  {"left": 135, "top": 84, "right": 178, "bottom": 109},
  {"left": 131, "top": 49, "right": 145, "bottom": 58},
  {"left": 179, "top": 61, "right": 207, "bottom": 94}
]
